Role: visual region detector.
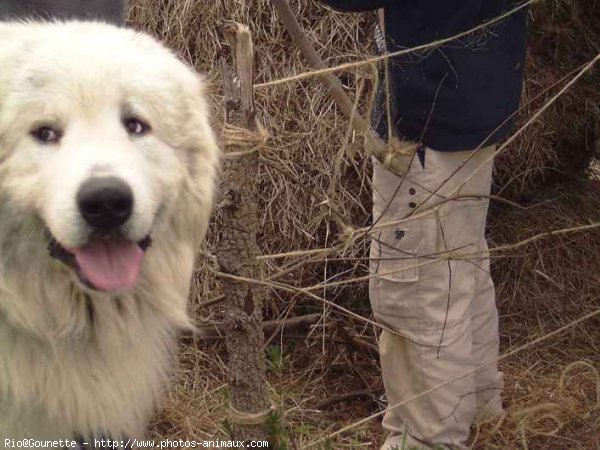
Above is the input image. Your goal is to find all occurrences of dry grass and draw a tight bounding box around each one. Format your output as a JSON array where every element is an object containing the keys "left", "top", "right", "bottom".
[
  {"left": 484, "top": 181, "right": 600, "bottom": 449},
  {"left": 127, "top": 1, "right": 600, "bottom": 448},
  {"left": 494, "top": 0, "right": 600, "bottom": 200}
]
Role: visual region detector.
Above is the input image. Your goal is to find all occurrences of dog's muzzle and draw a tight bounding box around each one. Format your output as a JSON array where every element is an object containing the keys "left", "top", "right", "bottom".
[
  {"left": 77, "top": 177, "right": 133, "bottom": 232},
  {"left": 45, "top": 176, "right": 153, "bottom": 293}
]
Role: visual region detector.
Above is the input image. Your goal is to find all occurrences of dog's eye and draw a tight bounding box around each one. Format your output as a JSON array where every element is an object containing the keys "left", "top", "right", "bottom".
[
  {"left": 124, "top": 118, "right": 150, "bottom": 136},
  {"left": 31, "top": 126, "right": 61, "bottom": 144}
]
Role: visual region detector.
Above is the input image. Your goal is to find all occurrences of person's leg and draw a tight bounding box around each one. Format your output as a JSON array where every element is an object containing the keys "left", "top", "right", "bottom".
[
  {"left": 433, "top": 145, "right": 504, "bottom": 421},
  {"left": 471, "top": 223, "right": 504, "bottom": 421},
  {"left": 371, "top": 145, "right": 497, "bottom": 448}
]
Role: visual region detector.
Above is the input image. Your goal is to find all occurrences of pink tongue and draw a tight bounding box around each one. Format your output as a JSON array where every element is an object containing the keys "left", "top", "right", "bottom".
[{"left": 71, "top": 239, "right": 144, "bottom": 292}]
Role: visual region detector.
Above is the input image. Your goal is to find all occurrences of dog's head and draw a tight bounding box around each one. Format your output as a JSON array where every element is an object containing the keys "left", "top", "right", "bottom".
[{"left": 0, "top": 21, "right": 219, "bottom": 295}]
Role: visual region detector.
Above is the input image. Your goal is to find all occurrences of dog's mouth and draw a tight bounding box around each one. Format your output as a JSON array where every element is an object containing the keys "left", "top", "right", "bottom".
[{"left": 47, "top": 232, "right": 152, "bottom": 293}]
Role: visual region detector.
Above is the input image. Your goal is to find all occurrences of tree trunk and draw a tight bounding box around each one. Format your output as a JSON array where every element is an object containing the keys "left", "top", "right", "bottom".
[{"left": 217, "top": 23, "right": 272, "bottom": 447}]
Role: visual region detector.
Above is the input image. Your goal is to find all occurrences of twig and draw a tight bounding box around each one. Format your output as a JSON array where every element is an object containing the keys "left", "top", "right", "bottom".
[
  {"left": 199, "top": 294, "right": 226, "bottom": 309},
  {"left": 197, "top": 313, "right": 322, "bottom": 339},
  {"left": 315, "top": 390, "right": 372, "bottom": 410},
  {"left": 270, "top": 0, "right": 412, "bottom": 177},
  {"left": 335, "top": 322, "right": 379, "bottom": 357}
]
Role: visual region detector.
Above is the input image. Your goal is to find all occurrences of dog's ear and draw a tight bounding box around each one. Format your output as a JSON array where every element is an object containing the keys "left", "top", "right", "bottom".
[
  {"left": 183, "top": 73, "right": 220, "bottom": 162},
  {"left": 179, "top": 72, "right": 220, "bottom": 187},
  {"left": 170, "top": 70, "right": 220, "bottom": 248}
]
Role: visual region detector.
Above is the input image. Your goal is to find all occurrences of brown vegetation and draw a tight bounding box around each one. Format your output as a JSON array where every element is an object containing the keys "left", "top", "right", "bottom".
[{"left": 128, "top": 1, "right": 600, "bottom": 448}]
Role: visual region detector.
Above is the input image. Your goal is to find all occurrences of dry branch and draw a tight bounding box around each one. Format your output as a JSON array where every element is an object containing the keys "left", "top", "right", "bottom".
[
  {"left": 216, "top": 23, "right": 272, "bottom": 445},
  {"left": 271, "top": 0, "right": 412, "bottom": 176},
  {"left": 198, "top": 313, "right": 322, "bottom": 339},
  {"left": 315, "top": 390, "right": 372, "bottom": 410}
]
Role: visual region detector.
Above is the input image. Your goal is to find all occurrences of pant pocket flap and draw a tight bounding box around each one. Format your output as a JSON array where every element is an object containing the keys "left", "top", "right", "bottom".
[{"left": 372, "top": 227, "right": 420, "bottom": 283}]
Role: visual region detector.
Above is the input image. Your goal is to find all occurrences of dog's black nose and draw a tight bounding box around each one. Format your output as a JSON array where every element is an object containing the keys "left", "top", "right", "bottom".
[{"left": 77, "top": 177, "right": 133, "bottom": 231}]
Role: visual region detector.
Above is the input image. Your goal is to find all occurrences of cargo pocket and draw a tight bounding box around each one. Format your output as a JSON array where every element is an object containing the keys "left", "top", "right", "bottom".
[
  {"left": 369, "top": 223, "right": 423, "bottom": 335},
  {"left": 372, "top": 226, "right": 420, "bottom": 283}
]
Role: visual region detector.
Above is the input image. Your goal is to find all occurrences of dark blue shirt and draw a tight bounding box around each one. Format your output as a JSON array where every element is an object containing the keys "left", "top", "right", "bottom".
[{"left": 322, "top": 1, "right": 528, "bottom": 151}]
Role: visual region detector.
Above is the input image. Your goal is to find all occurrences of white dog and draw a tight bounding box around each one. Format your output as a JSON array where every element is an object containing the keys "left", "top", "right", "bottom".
[{"left": 0, "top": 21, "right": 219, "bottom": 446}]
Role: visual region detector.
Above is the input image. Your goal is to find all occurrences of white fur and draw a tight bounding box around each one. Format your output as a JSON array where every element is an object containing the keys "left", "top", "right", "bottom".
[{"left": 0, "top": 21, "right": 219, "bottom": 444}]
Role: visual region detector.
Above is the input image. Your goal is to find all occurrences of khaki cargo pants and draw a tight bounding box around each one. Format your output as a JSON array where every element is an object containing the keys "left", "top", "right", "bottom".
[{"left": 370, "top": 144, "right": 504, "bottom": 449}]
